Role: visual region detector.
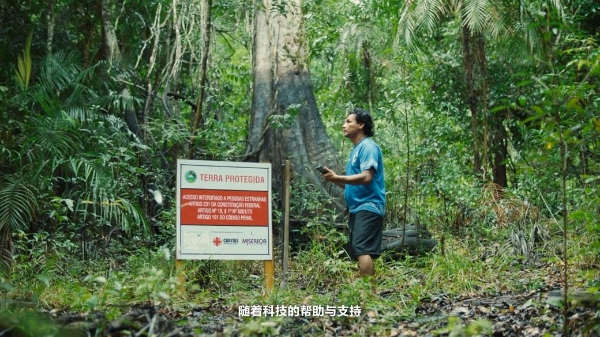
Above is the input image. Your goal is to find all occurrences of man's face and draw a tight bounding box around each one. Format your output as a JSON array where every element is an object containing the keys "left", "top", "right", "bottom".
[{"left": 342, "top": 113, "right": 363, "bottom": 138}]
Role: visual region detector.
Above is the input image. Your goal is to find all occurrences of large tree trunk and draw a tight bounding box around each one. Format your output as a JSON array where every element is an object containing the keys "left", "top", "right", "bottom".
[{"left": 247, "top": 0, "right": 345, "bottom": 213}]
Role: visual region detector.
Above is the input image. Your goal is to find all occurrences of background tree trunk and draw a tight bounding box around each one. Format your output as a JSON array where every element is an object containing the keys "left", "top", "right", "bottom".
[
  {"left": 246, "top": 0, "right": 272, "bottom": 162},
  {"left": 45, "top": 0, "right": 54, "bottom": 55},
  {"left": 188, "top": 0, "right": 212, "bottom": 159},
  {"left": 101, "top": 0, "right": 121, "bottom": 63},
  {"left": 463, "top": 27, "right": 482, "bottom": 177},
  {"left": 491, "top": 111, "right": 508, "bottom": 188}
]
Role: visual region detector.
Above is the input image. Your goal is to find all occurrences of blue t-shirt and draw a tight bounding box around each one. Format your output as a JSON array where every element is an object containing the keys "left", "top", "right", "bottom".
[{"left": 344, "top": 137, "right": 386, "bottom": 216}]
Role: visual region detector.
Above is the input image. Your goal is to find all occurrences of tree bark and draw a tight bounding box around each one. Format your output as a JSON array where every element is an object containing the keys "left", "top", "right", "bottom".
[{"left": 247, "top": 0, "right": 345, "bottom": 213}]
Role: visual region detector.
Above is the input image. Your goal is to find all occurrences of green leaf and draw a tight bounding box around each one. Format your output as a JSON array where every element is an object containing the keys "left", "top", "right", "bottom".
[
  {"left": 566, "top": 96, "right": 583, "bottom": 112},
  {"left": 490, "top": 105, "right": 510, "bottom": 113}
]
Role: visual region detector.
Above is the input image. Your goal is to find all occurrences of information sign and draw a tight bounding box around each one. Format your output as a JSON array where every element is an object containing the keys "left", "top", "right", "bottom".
[{"left": 176, "top": 160, "right": 272, "bottom": 260}]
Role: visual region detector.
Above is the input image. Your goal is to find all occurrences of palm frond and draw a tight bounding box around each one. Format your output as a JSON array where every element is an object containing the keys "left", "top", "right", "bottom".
[
  {"left": 66, "top": 157, "right": 116, "bottom": 196},
  {"left": 27, "top": 51, "right": 101, "bottom": 121},
  {"left": 15, "top": 32, "right": 33, "bottom": 91},
  {"left": 487, "top": 5, "right": 508, "bottom": 38},
  {"left": 462, "top": 0, "right": 492, "bottom": 35},
  {"left": 413, "top": 0, "right": 447, "bottom": 35},
  {"left": 61, "top": 156, "right": 147, "bottom": 234},
  {"left": 549, "top": 0, "right": 566, "bottom": 22},
  {"left": 64, "top": 63, "right": 102, "bottom": 121},
  {"left": 18, "top": 114, "right": 81, "bottom": 161},
  {"left": 107, "top": 196, "right": 148, "bottom": 235},
  {"left": 396, "top": 0, "right": 419, "bottom": 48},
  {"left": 97, "top": 87, "right": 144, "bottom": 115},
  {"left": 27, "top": 88, "right": 62, "bottom": 116},
  {"left": 40, "top": 51, "right": 83, "bottom": 94},
  {"left": 395, "top": 0, "right": 448, "bottom": 58},
  {"left": 0, "top": 230, "right": 13, "bottom": 271},
  {"left": 76, "top": 191, "right": 148, "bottom": 235},
  {"left": 0, "top": 174, "right": 39, "bottom": 233},
  {"left": 494, "top": 28, "right": 539, "bottom": 66}
]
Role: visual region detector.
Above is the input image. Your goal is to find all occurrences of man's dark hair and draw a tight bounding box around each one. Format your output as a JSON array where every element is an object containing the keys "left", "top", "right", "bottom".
[{"left": 352, "top": 108, "right": 375, "bottom": 137}]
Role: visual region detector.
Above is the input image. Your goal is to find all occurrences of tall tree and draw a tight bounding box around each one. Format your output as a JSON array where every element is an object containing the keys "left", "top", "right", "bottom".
[{"left": 246, "top": 0, "right": 345, "bottom": 212}]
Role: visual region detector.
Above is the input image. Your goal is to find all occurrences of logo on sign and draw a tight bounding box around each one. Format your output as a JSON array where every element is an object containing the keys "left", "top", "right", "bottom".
[
  {"left": 212, "top": 237, "right": 222, "bottom": 246},
  {"left": 223, "top": 238, "right": 239, "bottom": 244},
  {"left": 242, "top": 238, "right": 267, "bottom": 245},
  {"left": 185, "top": 170, "right": 197, "bottom": 183}
]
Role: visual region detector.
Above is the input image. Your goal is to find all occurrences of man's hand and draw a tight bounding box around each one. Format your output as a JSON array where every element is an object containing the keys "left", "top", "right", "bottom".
[
  {"left": 321, "top": 167, "right": 345, "bottom": 188},
  {"left": 321, "top": 166, "right": 335, "bottom": 179},
  {"left": 322, "top": 167, "right": 375, "bottom": 188}
]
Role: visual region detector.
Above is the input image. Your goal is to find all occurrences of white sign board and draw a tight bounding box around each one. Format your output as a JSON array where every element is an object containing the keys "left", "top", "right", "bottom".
[{"left": 176, "top": 160, "right": 272, "bottom": 260}]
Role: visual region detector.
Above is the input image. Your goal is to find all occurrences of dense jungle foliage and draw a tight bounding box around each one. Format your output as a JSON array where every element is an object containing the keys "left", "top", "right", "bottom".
[{"left": 0, "top": 0, "right": 599, "bottom": 336}]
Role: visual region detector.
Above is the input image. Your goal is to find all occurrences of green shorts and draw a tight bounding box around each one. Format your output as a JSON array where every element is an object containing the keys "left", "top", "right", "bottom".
[{"left": 348, "top": 210, "right": 383, "bottom": 260}]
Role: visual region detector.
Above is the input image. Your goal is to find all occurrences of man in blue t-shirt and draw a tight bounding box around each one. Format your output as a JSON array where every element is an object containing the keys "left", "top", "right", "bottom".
[{"left": 321, "top": 108, "right": 386, "bottom": 284}]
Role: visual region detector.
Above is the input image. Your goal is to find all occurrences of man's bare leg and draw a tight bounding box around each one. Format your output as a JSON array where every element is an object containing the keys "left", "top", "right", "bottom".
[
  {"left": 357, "top": 254, "right": 374, "bottom": 276},
  {"left": 357, "top": 254, "right": 376, "bottom": 293}
]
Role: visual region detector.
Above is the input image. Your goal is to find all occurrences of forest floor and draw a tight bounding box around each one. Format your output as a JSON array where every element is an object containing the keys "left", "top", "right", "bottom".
[
  {"left": 38, "top": 262, "right": 599, "bottom": 337},
  {"left": 47, "top": 289, "right": 598, "bottom": 337},
  {"left": 43, "top": 288, "right": 597, "bottom": 337},
  {"left": 3, "top": 234, "right": 599, "bottom": 337}
]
